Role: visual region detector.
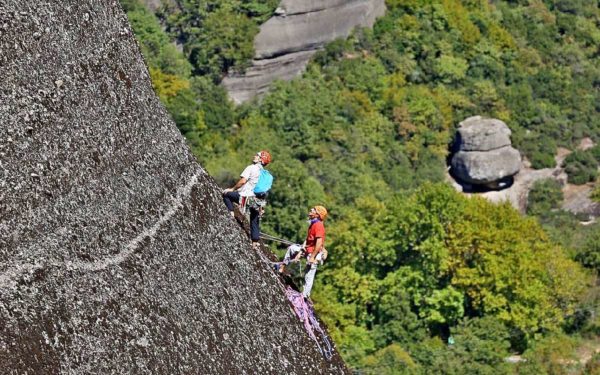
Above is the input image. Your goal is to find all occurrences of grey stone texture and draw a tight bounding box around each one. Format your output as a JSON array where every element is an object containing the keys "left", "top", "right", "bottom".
[
  {"left": 0, "top": 1, "right": 347, "bottom": 373},
  {"left": 451, "top": 117, "right": 521, "bottom": 185},
  {"left": 454, "top": 116, "right": 512, "bottom": 152},
  {"left": 452, "top": 148, "right": 522, "bottom": 185},
  {"left": 221, "top": 50, "right": 317, "bottom": 104},
  {"left": 222, "top": 0, "right": 386, "bottom": 104}
]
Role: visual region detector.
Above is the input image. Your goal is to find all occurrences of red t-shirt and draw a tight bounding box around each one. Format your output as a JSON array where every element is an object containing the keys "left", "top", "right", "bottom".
[{"left": 305, "top": 220, "right": 325, "bottom": 254}]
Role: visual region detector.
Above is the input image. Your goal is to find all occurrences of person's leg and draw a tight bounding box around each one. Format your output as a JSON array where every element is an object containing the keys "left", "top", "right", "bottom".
[
  {"left": 222, "top": 191, "right": 240, "bottom": 216},
  {"left": 303, "top": 263, "right": 318, "bottom": 298},
  {"left": 280, "top": 245, "right": 300, "bottom": 273},
  {"left": 282, "top": 246, "right": 295, "bottom": 265}
]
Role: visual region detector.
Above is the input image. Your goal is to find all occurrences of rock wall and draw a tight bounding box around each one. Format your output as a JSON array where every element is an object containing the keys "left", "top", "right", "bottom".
[
  {"left": 0, "top": 1, "right": 347, "bottom": 373},
  {"left": 222, "top": 0, "right": 386, "bottom": 104}
]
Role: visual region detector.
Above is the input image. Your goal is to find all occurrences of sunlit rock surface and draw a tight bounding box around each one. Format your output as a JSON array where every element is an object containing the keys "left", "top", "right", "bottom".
[
  {"left": 222, "top": 0, "right": 386, "bottom": 104},
  {"left": 0, "top": 1, "right": 347, "bottom": 373},
  {"left": 451, "top": 116, "right": 521, "bottom": 187}
]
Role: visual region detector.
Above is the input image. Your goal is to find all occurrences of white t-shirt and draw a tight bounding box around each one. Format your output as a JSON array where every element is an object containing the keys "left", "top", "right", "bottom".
[{"left": 238, "top": 163, "right": 262, "bottom": 197}]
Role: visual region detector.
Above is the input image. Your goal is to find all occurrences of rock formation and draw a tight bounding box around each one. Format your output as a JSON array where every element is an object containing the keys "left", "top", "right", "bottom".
[
  {"left": 222, "top": 0, "right": 386, "bottom": 104},
  {"left": 451, "top": 146, "right": 600, "bottom": 221},
  {"left": 451, "top": 116, "right": 521, "bottom": 188},
  {"left": 0, "top": 1, "right": 347, "bottom": 373}
]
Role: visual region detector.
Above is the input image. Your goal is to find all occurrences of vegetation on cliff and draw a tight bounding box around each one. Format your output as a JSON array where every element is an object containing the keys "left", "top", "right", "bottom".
[{"left": 123, "top": 0, "right": 600, "bottom": 372}]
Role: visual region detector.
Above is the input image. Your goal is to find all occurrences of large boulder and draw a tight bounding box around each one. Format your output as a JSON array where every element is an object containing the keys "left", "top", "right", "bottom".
[
  {"left": 222, "top": 0, "right": 386, "bottom": 104},
  {"left": 454, "top": 117, "right": 512, "bottom": 152},
  {"left": 452, "top": 148, "right": 522, "bottom": 185},
  {"left": 0, "top": 1, "right": 348, "bottom": 373},
  {"left": 451, "top": 116, "right": 521, "bottom": 186}
]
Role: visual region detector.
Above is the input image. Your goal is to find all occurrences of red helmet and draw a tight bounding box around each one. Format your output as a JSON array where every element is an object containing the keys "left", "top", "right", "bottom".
[{"left": 257, "top": 150, "right": 271, "bottom": 165}]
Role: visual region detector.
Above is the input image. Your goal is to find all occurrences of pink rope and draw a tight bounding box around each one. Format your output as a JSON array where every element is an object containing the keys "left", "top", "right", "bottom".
[{"left": 285, "top": 287, "right": 318, "bottom": 342}]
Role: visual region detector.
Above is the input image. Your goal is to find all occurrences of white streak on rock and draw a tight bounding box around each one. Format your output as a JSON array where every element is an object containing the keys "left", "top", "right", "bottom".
[{"left": 0, "top": 171, "right": 202, "bottom": 289}]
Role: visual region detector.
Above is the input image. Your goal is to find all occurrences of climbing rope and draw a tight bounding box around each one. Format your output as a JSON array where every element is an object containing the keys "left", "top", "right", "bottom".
[
  {"left": 252, "top": 241, "right": 334, "bottom": 360},
  {"left": 260, "top": 232, "right": 295, "bottom": 246},
  {"left": 285, "top": 287, "right": 333, "bottom": 360}
]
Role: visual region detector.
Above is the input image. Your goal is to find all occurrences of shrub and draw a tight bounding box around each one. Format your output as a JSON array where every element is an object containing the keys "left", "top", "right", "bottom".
[
  {"left": 591, "top": 184, "right": 600, "bottom": 204},
  {"left": 527, "top": 179, "right": 563, "bottom": 216},
  {"left": 583, "top": 352, "right": 600, "bottom": 375},
  {"left": 521, "top": 135, "right": 557, "bottom": 169},
  {"left": 529, "top": 151, "right": 557, "bottom": 169},
  {"left": 575, "top": 230, "right": 600, "bottom": 273},
  {"left": 589, "top": 145, "right": 600, "bottom": 163},
  {"left": 563, "top": 150, "right": 598, "bottom": 185},
  {"left": 361, "top": 343, "right": 417, "bottom": 375},
  {"left": 516, "top": 334, "right": 579, "bottom": 375}
]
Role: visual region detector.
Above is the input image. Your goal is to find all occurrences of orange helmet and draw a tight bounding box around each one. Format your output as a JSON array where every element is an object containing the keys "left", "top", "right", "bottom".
[
  {"left": 314, "top": 205, "right": 328, "bottom": 221},
  {"left": 258, "top": 150, "right": 272, "bottom": 165}
]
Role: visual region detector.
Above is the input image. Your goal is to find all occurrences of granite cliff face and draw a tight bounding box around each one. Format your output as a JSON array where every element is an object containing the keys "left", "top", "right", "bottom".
[
  {"left": 0, "top": 1, "right": 347, "bottom": 373},
  {"left": 222, "top": 0, "right": 386, "bottom": 104}
]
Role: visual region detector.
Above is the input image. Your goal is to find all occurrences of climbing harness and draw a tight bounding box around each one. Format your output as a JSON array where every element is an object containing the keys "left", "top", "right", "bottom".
[
  {"left": 285, "top": 287, "right": 333, "bottom": 360},
  {"left": 246, "top": 196, "right": 267, "bottom": 211}
]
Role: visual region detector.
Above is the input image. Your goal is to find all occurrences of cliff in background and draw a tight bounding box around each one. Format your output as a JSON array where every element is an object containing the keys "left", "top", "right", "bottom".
[
  {"left": 0, "top": 1, "right": 347, "bottom": 373},
  {"left": 222, "top": 0, "right": 386, "bottom": 104}
]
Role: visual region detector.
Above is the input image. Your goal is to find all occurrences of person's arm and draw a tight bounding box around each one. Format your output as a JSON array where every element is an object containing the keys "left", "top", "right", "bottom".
[
  {"left": 224, "top": 165, "right": 255, "bottom": 193},
  {"left": 290, "top": 241, "right": 307, "bottom": 262},
  {"left": 308, "top": 237, "right": 323, "bottom": 264},
  {"left": 223, "top": 177, "right": 247, "bottom": 193}
]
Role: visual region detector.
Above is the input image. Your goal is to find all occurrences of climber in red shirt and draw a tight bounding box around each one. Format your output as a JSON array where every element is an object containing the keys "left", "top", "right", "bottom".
[{"left": 280, "top": 205, "right": 328, "bottom": 298}]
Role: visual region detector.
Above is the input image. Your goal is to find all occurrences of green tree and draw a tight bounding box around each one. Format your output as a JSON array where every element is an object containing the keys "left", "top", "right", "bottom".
[
  {"left": 563, "top": 150, "right": 599, "bottom": 185},
  {"left": 575, "top": 230, "right": 600, "bottom": 273},
  {"left": 187, "top": 8, "right": 257, "bottom": 79},
  {"left": 159, "top": 0, "right": 277, "bottom": 80},
  {"left": 411, "top": 316, "right": 512, "bottom": 375},
  {"left": 390, "top": 184, "right": 588, "bottom": 338},
  {"left": 362, "top": 343, "right": 417, "bottom": 375},
  {"left": 125, "top": 2, "right": 192, "bottom": 77},
  {"left": 527, "top": 178, "right": 563, "bottom": 216}
]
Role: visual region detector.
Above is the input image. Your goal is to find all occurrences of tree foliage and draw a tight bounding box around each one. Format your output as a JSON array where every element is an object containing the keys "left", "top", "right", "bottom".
[
  {"left": 159, "top": 0, "right": 278, "bottom": 80},
  {"left": 527, "top": 178, "right": 563, "bottom": 216},
  {"left": 563, "top": 150, "right": 599, "bottom": 185},
  {"left": 317, "top": 184, "right": 588, "bottom": 370}
]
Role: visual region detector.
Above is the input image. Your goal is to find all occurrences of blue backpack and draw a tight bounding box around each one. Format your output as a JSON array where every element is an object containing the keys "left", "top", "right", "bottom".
[{"left": 254, "top": 169, "right": 274, "bottom": 194}]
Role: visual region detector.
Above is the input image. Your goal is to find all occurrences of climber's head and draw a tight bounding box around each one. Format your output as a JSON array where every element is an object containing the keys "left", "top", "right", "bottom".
[
  {"left": 254, "top": 150, "right": 271, "bottom": 166},
  {"left": 309, "top": 205, "right": 328, "bottom": 221}
]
